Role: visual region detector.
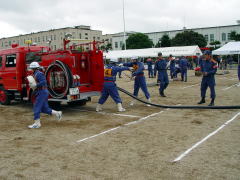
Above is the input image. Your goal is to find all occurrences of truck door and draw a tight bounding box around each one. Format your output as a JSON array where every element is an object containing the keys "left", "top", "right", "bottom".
[{"left": 2, "top": 54, "right": 18, "bottom": 90}]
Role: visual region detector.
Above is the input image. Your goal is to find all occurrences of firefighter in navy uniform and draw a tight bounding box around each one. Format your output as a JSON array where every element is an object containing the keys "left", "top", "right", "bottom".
[
  {"left": 154, "top": 52, "right": 169, "bottom": 97},
  {"left": 28, "top": 62, "right": 62, "bottom": 129},
  {"left": 123, "top": 57, "right": 151, "bottom": 106},
  {"left": 146, "top": 58, "right": 154, "bottom": 78},
  {"left": 198, "top": 51, "right": 218, "bottom": 106},
  {"left": 179, "top": 56, "right": 189, "bottom": 82},
  {"left": 96, "top": 60, "right": 130, "bottom": 112},
  {"left": 169, "top": 55, "right": 175, "bottom": 79}
]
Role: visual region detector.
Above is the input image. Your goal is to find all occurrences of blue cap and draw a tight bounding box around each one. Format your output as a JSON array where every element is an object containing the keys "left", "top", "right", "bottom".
[{"left": 203, "top": 50, "right": 212, "bottom": 55}]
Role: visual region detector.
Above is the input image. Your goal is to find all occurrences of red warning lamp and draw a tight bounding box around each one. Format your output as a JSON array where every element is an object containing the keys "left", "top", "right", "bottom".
[{"left": 11, "top": 44, "right": 19, "bottom": 48}]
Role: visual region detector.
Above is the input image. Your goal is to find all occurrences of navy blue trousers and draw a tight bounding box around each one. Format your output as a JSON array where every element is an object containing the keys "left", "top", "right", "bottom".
[
  {"left": 200, "top": 76, "right": 216, "bottom": 99},
  {"left": 133, "top": 76, "right": 150, "bottom": 99},
  {"left": 33, "top": 89, "right": 52, "bottom": 120},
  {"left": 148, "top": 69, "right": 154, "bottom": 78},
  {"left": 98, "top": 82, "right": 122, "bottom": 104},
  {"left": 181, "top": 69, "right": 187, "bottom": 82},
  {"left": 158, "top": 71, "right": 169, "bottom": 93}
]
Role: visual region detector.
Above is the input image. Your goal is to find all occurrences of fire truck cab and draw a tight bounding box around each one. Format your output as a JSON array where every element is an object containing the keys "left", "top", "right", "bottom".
[{"left": 0, "top": 41, "right": 104, "bottom": 105}]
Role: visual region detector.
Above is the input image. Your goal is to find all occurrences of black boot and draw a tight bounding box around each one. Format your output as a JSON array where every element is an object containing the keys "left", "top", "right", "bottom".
[
  {"left": 160, "top": 91, "right": 166, "bottom": 97},
  {"left": 208, "top": 98, "right": 215, "bottom": 106},
  {"left": 198, "top": 97, "right": 205, "bottom": 104}
]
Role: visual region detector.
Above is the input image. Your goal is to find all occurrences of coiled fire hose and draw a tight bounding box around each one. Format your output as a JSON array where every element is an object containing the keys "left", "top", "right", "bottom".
[
  {"left": 45, "top": 60, "right": 73, "bottom": 99},
  {"left": 117, "top": 87, "right": 240, "bottom": 109}
]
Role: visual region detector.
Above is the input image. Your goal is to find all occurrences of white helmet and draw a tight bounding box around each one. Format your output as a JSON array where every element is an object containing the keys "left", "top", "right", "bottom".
[{"left": 29, "top": 62, "right": 40, "bottom": 69}]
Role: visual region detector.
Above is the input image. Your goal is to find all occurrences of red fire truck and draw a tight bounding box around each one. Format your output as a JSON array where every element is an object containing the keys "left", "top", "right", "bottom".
[{"left": 0, "top": 40, "right": 104, "bottom": 105}]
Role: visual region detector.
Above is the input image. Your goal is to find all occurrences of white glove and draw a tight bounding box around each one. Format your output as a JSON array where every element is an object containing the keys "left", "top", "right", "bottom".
[
  {"left": 27, "top": 76, "right": 37, "bottom": 89},
  {"left": 119, "top": 63, "right": 123, "bottom": 67}
]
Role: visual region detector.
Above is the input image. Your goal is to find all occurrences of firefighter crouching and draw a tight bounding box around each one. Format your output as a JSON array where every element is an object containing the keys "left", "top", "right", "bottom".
[
  {"left": 96, "top": 59, "right": 130, "bottom": 112},
  {"left": 28, "top": 62, "right": 62, "bottom": 129}
]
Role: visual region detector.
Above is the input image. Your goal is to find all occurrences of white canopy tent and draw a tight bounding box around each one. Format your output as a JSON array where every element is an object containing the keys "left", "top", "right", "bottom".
[
  {"left": 104, "top": 45, "right": 202, "bottom": 60},
  {"left": 212, "top": 42, "right": 240, "bottom": 55}
]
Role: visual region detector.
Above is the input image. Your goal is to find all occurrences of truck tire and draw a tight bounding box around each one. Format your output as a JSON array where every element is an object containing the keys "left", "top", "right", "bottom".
[{"left": 0, "top": 87, "right": 10, "bottom": 105}]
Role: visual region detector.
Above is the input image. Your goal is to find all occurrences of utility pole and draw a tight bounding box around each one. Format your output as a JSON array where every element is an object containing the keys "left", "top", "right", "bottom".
[{"left": 122, "top": 0, "right": 126, "bottom": 50}]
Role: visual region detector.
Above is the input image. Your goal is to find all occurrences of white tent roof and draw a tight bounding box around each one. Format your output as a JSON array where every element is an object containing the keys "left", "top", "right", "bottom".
[
  {"left": 212, "top": 41, "right": 240, "bottom": 55},
  {"left": 104, "top": 45, "right": 202, "bottom": 59}
]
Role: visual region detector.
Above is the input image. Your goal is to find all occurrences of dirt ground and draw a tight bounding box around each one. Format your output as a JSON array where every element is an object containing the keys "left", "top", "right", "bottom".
[{"left": 0, "top": 70, "right": 240, "bottom": 180}]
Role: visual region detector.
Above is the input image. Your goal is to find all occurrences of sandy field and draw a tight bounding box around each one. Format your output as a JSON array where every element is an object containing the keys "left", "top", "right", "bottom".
[{"left": 0, "top": 70, "right": 240, "bottom": 180}]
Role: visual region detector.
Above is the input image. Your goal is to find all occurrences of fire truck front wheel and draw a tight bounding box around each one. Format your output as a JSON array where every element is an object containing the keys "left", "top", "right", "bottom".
[{"left": 0, "top": 87, "right": 10, "bottom": 105}]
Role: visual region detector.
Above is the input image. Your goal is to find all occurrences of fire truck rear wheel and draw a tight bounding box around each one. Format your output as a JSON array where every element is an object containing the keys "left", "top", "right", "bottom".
[{"left": 0, "top": 87, "right": 10, "bottom": 105}]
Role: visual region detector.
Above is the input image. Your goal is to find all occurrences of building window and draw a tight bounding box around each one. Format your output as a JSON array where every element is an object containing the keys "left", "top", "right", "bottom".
[
  {"left": 115, "top": 42, "right": 118, "bottom": 48},
  {"left": 51, "top": 35, "right": 53, "bottom": 40},
  {"left": 85, "top": 33, "right": 88, "bottom": 36},
  {"left": 42, "top": 36, "right": 45, "bottom": 42},
  {"left": 9, "top": 41, "right": 11, "bottom": 46},
  {"left": 120, "top": 41, "right": 123, "bottom": 48},
  {"left": 6, "top": 54, "right": 16, "bottom": 67},
  {"left": 46, "top": 36, "right": 48, "bottom": 41},
  {"left": 38, "top": 37, "right": 40, "bottom": 42},
  {"left": 79, "top": 33, "right": 81, "bottom": 39},
  {"left": 85, "top": 37, "right": 88, "bottom": 40},
  {"left": 1, "top": 42, "right": 3, "bottom": 47},
  {"left": 227, "top": 33, "right": 231, "bottom": 40},
  {"left": 34, "top": 38, "right": 37, "bottom": 42},
  {"left": 54, "top": 35, "right": 56, "bottom": 40},
  {"left": 54, "top": 45, "right": 57, "bottom": 50},
  {"left": 93, "top": 36, "right": 95, "bottom": 40},
  {"left": 210, "top": 34, "right": 214, "bottom": 42},
  {"left": 222, "top": 33, "right": 226, "bottom": 41},
  {"left": 97, "top": 37, "right": 100, "bottom": 40}
]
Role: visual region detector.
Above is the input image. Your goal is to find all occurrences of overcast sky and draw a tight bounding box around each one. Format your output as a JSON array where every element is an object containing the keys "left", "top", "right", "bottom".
[{"left": 0, "top": 0, "right": 240, "bottom": 38}]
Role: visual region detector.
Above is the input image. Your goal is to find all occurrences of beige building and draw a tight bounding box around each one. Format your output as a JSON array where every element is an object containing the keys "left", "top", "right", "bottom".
[{"left": 0, "top": 25, "right": 102, "bottom": 50}]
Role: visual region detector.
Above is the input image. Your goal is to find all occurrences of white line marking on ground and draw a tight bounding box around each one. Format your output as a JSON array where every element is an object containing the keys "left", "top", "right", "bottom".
[
  {"left": 219, "top": 77, "right": 238, "bottom": 81},
  {"left": 76, "top": 111, "right": 164, "bottom": 143},
  {"left": 98, "top": 112, "right": 141, "bottom": 118},
  {"left": 222, "top": 83, "right": 239, "bottom": 91},
  {"left": 69, "top": 108, "right": 140, "bottom": 118},
  {"left": 76, "top": 126, "right": 121, "bottom": 143},
  {"left": 182, "top": 83, "right": 199, "bottom": 89},
  {"left": 172, "top": 112, "right": 240, "bottom": 162},
  {"left": 76, "top": 106, "right": 179, "bottom": 144}
]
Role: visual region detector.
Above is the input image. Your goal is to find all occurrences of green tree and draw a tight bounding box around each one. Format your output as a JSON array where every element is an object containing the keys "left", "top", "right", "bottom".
[
  {"left": 126, "top": 33, "right": 153, "bottom": 49},
  {"left": 210, "top": 41, "right": 221, "bottom": 49},
  {"left": 160, "top": 34, "right": 171, "bottom": 47},
  {"left": 230, "top": 31, "right": 240, "bottom": 41},
  {"left": 171, "top": 30, "right": 207, "bottom": 47},
  {"left": 100, "top": 43, "right": 112, "bottom": 52}
]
